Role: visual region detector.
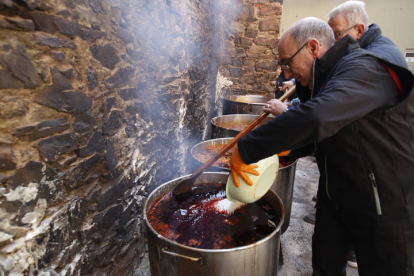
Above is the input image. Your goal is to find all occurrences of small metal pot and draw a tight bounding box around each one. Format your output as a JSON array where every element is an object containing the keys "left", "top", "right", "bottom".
[
  {"left": 190, "top": 137, "right": 233, "bottom": 171},
  {"left": 143, "top": 172, "right": 285, "bottom": 276},
  {"left": 222, "top": 95, "right": 273, "bottom": 115},
  {"left": 211, "top": 114, "right": 273, "bottom": 139}
]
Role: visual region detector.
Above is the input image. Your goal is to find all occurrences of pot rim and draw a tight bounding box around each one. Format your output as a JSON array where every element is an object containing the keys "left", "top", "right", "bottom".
[
  {"left": 211, "top": 114, "right": 275, "bottom": 130},
  {"left": 221, "top": 95, "right": 273, "bottom": 106},
  {"left": 211, "top": 114, "right": 268, "bottom": 125},
  {"left": 143, "top": 172, "right": 285, "bottom": 253}
]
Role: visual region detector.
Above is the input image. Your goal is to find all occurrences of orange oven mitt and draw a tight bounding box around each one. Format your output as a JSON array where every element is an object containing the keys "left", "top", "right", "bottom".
[
  {"left": 229, "top": 145, "right": 259, "bottom": 188},
  {"left": 229, "top": 147, "right": 291, "bottom": 188}
]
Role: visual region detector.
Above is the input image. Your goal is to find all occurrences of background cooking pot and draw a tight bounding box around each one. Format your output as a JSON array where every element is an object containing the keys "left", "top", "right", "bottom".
[
  {"left": 143, "top": 172, "right": 285, "bottom": 276},
  {"left": 190, "top": 137, "right": 233, "bottom": 171},
  {"left": 222, "top": 95, "right": 273, "bottom": 115},
  {"left": 211, "top": 114, "right": 273, "bottom": 139}
]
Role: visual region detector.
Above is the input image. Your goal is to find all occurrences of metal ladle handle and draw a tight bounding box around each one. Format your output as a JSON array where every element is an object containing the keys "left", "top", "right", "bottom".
[{"left": 162, "top": 248, "right": 203, "bottom": 264}]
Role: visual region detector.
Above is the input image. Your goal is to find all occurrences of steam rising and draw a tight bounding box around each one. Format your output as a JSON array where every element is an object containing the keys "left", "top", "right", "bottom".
[{"left": 126, "top": 0, "right": 243, "bottom": 184}]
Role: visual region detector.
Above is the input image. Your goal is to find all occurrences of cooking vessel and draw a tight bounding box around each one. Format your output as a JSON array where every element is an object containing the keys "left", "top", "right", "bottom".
[
  {"left": 144, "top": 172, "right": 285, "bottom": 276},
  {"left": 211, "top": 114, "right": 273, "bottom": 138},
  {"left": 190, "top": 137, "right": 234, "bottom": 171},
  {"left": 270, "top": 159, "right": 297, "bottom": 233},
  {"left": 222, "top": 95, "right": 273, "bottom": 115}
]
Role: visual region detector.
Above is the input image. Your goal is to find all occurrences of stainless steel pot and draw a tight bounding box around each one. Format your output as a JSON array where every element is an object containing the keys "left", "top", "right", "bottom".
[
  {"left": 190, "top": 138, "right": 233, "bottom": 171},
  {"left": 143, "top": 172, "right": 285, "bottom": 276},
  {"left": 211, "top": 114, "right": 273, "bottom": 139},
  {"left": 222, "top": 95, "right": 273, "bottom": 115},
  {"left": 271, "top": 160, "right": 297, "bottom": 234}
]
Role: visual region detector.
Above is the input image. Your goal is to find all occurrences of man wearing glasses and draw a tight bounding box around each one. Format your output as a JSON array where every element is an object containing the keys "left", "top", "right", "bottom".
[
  {"left": 267, "top": 1, "right": 408, "bottom": 241},
  {"left": 295, "top": 2, "right": 410, "bottom": 268},
  {"left": 230, "top": 17, "right": 414, "bottom": 275},
  {"left": 270, "top": 0, "right": 407, "bottom": 105},
  {"left": 328, "top": 0, "right": 407, "bottom": 67}
]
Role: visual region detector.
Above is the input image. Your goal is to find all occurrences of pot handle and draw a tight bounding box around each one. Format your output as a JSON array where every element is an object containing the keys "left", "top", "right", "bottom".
[{"left": 162, "top": 248, "right": 203, "bottom": 264}]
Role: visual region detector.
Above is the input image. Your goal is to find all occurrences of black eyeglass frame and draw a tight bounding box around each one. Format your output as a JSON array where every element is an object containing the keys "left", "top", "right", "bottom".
[
  {"left": 278, "top": 41, "right": 308, "bottom": 72},
  {"left": 335, "top": 24, "right": 357, "bottom": 39}
]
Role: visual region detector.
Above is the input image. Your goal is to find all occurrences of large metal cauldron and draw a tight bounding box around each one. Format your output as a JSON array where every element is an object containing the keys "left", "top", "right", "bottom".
[
  {"left": 211, "top": 114, "right": 273, "bottom": 139},
  {"left": 270, "top": 160, "right": 297, "bottom": 234},
  {"left": 209, "top": 116, "right": 297, "bottom": 234},
  {"left": 144, "top": 172, "right": 285, "bottom": 276},
  {"left": 222, "top": 95, "right": 273, "bottom": 115}
]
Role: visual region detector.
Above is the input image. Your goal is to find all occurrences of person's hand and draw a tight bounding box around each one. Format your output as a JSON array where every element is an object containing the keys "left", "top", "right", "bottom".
[
  {"left": 229, "top": 145, "right": 259, "bottom": 188},
  {"left": 282, "top": 80, "right": 295, "bottom": 91},
  {"left": 263, "top": 99, "right": 288, "bottom": 116}
]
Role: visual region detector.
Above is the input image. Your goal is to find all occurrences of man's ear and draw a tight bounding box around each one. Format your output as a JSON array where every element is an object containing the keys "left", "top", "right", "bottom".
[
  {"left": 355, "top": 24, "right": 365, "bottom": 39},
  {"left": 308, "top": 39, "right": 321, "bottom": 58}
]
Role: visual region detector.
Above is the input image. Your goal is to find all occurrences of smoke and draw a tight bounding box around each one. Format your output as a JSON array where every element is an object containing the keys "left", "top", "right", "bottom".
[{"left": 121, "top": 0, "right": 244, "bottom": 186}]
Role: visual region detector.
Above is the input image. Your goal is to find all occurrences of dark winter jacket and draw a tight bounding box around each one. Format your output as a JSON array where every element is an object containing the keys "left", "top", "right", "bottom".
[
  {"left": 359, "top": 23, "right": 408, "bottom": 68},
  {"left": 238, "top": 36, "right": 414, "bottom": 226},
  {"left": 296, "top": 23, "right": 408, "bottom": 103}
]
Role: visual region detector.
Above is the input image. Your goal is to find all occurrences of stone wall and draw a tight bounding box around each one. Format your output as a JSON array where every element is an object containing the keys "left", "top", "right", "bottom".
[
  {"left": 0, "top": 0, "right": 220, "bottom": 274},
  {"left": 0, "top": 0, "right": 283, "bottom": 274},
  {"left": 220, "top": 0, "right": 282, "bottom": 97}
]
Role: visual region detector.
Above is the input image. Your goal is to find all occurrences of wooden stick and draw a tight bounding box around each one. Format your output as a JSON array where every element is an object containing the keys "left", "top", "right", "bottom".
[
  {"left": 191, "top": 85, "right": 297, "bottom": 177},
  {"left": 173, "top": 85, "right": 297, "bottom": 199}
]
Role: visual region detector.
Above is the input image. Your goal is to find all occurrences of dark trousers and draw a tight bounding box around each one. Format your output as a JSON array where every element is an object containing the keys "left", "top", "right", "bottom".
[{"left": 312, "top": 196, "right": 414, "bottom": 276}]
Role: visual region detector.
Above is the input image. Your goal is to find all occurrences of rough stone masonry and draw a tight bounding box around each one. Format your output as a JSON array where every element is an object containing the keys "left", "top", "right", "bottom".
[{"left": 0, "top": 0, "right": 282, "bottom": 274}]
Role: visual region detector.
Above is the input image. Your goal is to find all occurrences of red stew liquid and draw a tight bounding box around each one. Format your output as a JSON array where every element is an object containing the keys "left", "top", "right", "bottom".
[{"left": 147, "top": 185, "right": 279, "bottom": 249}]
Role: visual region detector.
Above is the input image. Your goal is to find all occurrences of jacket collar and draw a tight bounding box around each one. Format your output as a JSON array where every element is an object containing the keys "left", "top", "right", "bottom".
[
  {"left": 358, "top": 23, "right": 381, "bottom": 49},
  {"left": 312, "top": 35, "right": 360, "bottom": 92}
]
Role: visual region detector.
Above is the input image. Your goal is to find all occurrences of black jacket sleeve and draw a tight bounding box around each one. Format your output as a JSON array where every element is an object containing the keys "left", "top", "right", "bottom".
[{"left": 238, "top": 55, "right": 401, "bottom": 164}]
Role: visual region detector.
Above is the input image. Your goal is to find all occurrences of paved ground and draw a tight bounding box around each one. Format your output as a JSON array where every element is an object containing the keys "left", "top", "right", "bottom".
[{"left": 137, "top": 156, "right": 359, "bottom": 275}]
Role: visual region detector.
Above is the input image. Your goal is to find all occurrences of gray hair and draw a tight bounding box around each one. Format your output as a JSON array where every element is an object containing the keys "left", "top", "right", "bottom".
[
  {"left": 285, "top": 17, "right": 335, "bottom": 48},
  {"left": 328, "top": 1, "right": 369, "bottom": 29}
]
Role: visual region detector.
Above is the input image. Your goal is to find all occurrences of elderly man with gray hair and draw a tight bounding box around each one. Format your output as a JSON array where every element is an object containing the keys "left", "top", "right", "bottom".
[
  {"left": 271, "top": 0, "right": 407, "bottom": 104},
  {"left": 297, "top": 1, "right": 409, "bottom": 268},
  {"left": 328, "top": 0, "right": 407, "bottom": 67},
  {"left": 229, "top": 16, "right": 414, "bottom": 275}
]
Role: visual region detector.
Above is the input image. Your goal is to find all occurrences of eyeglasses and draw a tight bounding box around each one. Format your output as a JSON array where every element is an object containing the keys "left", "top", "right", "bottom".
[
  {"left": 335, "top": 24, "right": 357, "bottom": 39},
  {"left": 278, "top": 41, "right": 308, "bottom": 72}
]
